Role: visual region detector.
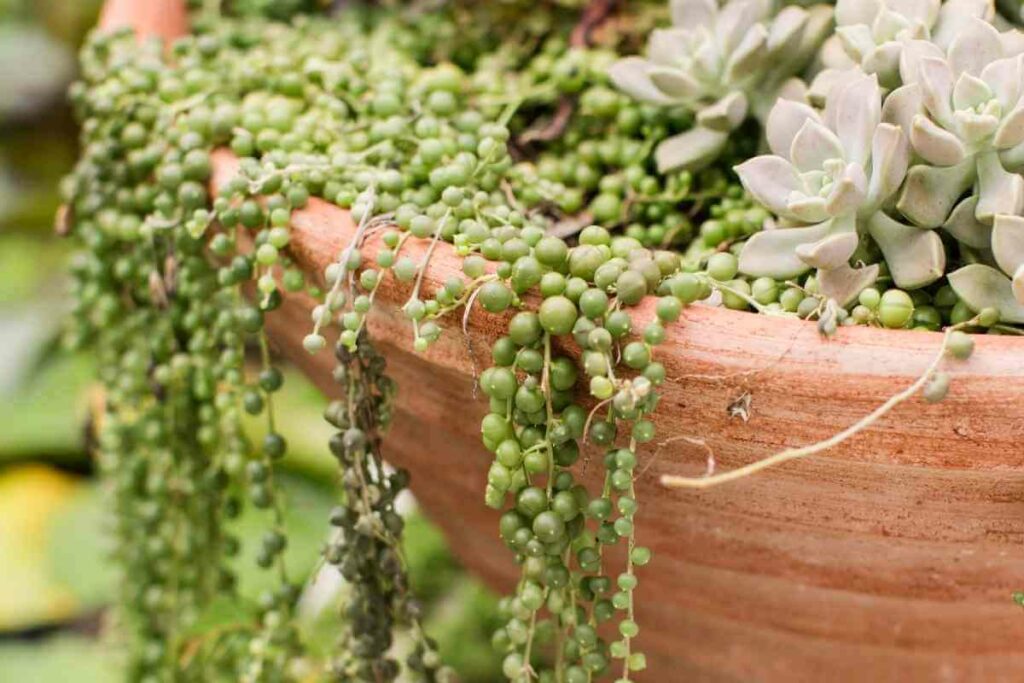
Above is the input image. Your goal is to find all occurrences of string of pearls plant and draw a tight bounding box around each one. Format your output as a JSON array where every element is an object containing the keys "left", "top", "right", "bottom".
[{"left": 62, "top": 0, "right": 1018, "bottom": 681}]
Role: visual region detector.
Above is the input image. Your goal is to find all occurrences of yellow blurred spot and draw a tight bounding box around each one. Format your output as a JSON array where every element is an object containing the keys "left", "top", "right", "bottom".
[{"left": 0, "top": 465, "right": 80, "bottom": 630}]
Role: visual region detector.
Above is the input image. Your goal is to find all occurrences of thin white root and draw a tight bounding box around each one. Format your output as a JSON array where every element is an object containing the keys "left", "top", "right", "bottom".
[
  {"left": 660, "top": 327, "right": 955, "bottom": 490},
  {"left": 463, "top": 285, "right": 484, "bottom": 395}
]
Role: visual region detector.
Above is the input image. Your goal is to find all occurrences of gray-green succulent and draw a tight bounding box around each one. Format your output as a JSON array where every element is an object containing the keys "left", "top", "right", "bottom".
[
  {"left": 742, "top": 2, "right": 1024, "bottom": 313},
  {"left": 812, "top": 0, "right": 996, "bottom": 94},
  {"left": 607, "top": 0, "right": 832, "bottom": 173},
  {"left": 735, "top": 70, "right": 924, "bottom": 304},
  {"left": 877, "top": 16, "right": 1024, "bottom": 316}
]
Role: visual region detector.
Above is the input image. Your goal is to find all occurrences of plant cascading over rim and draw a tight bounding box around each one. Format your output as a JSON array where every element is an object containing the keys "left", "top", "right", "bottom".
[{"left": 60, "top": 0, "right": 1013, "bottom": 681}]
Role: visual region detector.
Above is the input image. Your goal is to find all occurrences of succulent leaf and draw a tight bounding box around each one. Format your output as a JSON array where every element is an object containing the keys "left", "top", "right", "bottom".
[
  {"left": 949, "top": 263, "right": 1024, "bottom": 319},
  {"left": 911, "top": 114, "right": 967, "bottom": 165},
  {"left": 976, "top": 151, "right": 1024, "bottom": 223},
  {"left": 947, "top": 17, "right": 1003, "bottom": 77},
  {"left": 942, "top": 196, "right": 993, "bottom": 249},
  {"left": 734, "top": 155, "right": 807, "bottom": 219},
  {"left": 896, "top": 158, "right": 976, "bottom": 227},
  {"left": 671, "top": 0, "right": 717, "bottom": 29},
  {"left": 737, "top": 216, "right": 839, "bottom": 279},
  {"left": 696, "top": 92, "right": 750, "bottom": 131},
  {"left": 654, "top": 126, "right": 731, "bottom": 173},
  {"left": 992, "top": 213, "right": 1024, "bottom": 276},
  {"left": 817, "top": 262, "right": 881, "bottom": 305},
  {"left": 867, "top": 122, "right": 912, "bottom": 207},
  {"left": 828, "top": 71, "right": 882, "bottom": 166},
  {"left": 608, "top": 0, "right": 833, "bottom": 175},
  {"left": 794, "top": 231, "right": 859, "bottom": 270},
  {"left": 606, "top": 57, "right": 678, "bottom": 106},
  {"left": 867, "top": 211, "right": 946, "bottom": 288},
  {"left": 766, "top": 98, "right": 822, "bottom": 156}
]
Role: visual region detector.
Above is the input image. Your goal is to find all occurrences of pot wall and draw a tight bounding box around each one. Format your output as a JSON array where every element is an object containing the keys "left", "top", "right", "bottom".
[{"left": 250, "top": 169, "right": 1024, "bottom": 682}]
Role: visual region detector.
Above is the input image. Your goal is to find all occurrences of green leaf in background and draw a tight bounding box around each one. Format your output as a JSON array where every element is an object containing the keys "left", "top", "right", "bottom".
[
  {"left": 0, "top": 234, "right": 68, "bottom": 305},
  {"left": 45, "top": 482, "right": 112, "bottom": 612},
  {"left": 47, "top": 474, "right": 340, "bottom": 611},
  {"left": 242, "top": 367, "right": 337, "bottom": 483},
  {"left": 227, "top": 474, "right": 338, "bottom": 599},
  {"left": 0, "top": 351, "right": 94, "bottom": 467},
  {"left": 0, "top": 635, "right": 119, "bottom": 683},
  {"left": 179, "top": 596, "right": 259, "bottom": 641}
]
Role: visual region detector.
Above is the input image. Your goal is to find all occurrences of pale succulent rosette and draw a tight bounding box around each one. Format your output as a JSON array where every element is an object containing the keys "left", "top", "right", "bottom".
[
  {"left": 879, "top": 17, "right": 1024, "bottom": 319},
  {"left": 812, "top": 0, "right": 996, "bottom": 95},
  {"left": 734, "top": 71, "right": 931, "bottom": 305},
  {"left": 607, "top": 0, "right": 832, "bottom": 173}
]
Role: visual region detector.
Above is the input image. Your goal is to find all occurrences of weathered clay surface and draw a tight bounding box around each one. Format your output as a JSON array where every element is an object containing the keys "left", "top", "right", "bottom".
[{"left": 103, "top": 3, "right": 1024, "bottom": 681}]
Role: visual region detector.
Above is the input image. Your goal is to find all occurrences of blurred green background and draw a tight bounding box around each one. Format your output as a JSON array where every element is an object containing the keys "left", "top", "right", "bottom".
[{"left": 0, "top": 3, "right": 501, "bottom": 680}]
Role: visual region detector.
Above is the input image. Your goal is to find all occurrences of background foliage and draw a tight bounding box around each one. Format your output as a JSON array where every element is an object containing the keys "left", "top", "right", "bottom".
[{"left": 0, "top": 3, "right": 502, "bottom": 680}]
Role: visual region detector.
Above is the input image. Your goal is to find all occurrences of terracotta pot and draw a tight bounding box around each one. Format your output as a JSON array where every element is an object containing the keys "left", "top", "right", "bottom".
[{"left": 100, "top": 3, "right": 1024, "bottom": 681}]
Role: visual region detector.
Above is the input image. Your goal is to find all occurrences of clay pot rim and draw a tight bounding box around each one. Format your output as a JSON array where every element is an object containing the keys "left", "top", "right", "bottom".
[{"left": 96, "top": 0, "right": 1024, "bottom": 364}]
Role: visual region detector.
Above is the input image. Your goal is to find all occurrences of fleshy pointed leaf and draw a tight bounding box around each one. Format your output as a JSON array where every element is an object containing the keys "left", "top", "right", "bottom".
[
  {"left": 737, "top": 219, "right": 835, "bottom": 279},
  {"left": 866, "top": 123, "right": 910, "bottom": 210},
  {"left": 830, "top": 72, "right": 882, "bottom": 166},
  {"left": 766, "top": 98, "right": 821, "bottom": 158},
  {"left": 818, "top": 262, "right": 881, "bottom": 306},
  {"left": 607, "top": 58, "right": 679, "bottom": 106},
  {"left": 980, "top": 54, "right": 1024, "bottom": 112},
  {"left": 872, "top": 10, "right": 915, "bottom": 44},
  {"left": 933, "top": 0, "right": 993, "bottom": 50},
  {"left": 953, "top": 72, "right": 994, "bottom": 111},
  {"left": 1015, "top": 264, "right": 1024, "bottom": 305},
  {"left": 825, "top": 163, "right": 869, "bottom": 216},
  {"left": 671, "top": 0, "right": 718, "bottom": 30},
  {"left": 647, "top": 28, "right": 692, "bottom": 66},
  {"left": 649, "top": 66, "right": 703, "bottom": 100},
  {"left": 790, "top": 120, "right": 845, "bottom": 173},
  {"left": 910, "top": 114, "right": 966, "bottom": 166},
  {"left": 836, "top": 0, "right": 881, "bottom": 27},
  {"left": 766, "top": 6, "right": 808, "bottom": 56},
  {"left": 795, "top": 231, "right": 859, "bottom": 270},
  {"left": 787, "top": 195, "right": 832, "bottom": 223},
  {"left": 696, "top": 92, "right": 749, "bottom": 132},
  {"left": 881, "top": 83, "right": 924, "bottom": 134},
  {"left": 836, "top": 24, "right": 875, "bottom": 62},
  {"left": 948, "top": 263, "right": 1024, "bottom": 322},
  {"left": 898, "top": 38, "right": 944, "bottom": 84},
  {"left": 868, "top": 211, "right": 946, "bottom": 288},
  {"left": 943, "top": 196, "right": 992, "bottom": 249},
  {"left": 918, "top": 57, "right": 956, "bottom": 128},
  {"left": 735, "top": 155, "right": 809, "bottom": 218},
  {"left": 994, "top": 104, "right": 1024, "bottom": 148},
  {"left": 992, "top": 214, "right": 1024, "bottom": 277},
  {"left": 693, "top": 33, "right": 723, "bottom": 82},
  {"left": 725, "top": 24, "right": 769, "bottom": 83},
  {"left": 863, "top": 42, "right": 904, "bottom": 89},
  {"left": 948, "top": 17, "right": 1003, "bottom": 77},
  {"left": 976, "top": 151, "right": 1024, "bottom": 224},
  {"left": 655, "top": 126, "right": 730, "bottom": 173},
  {"left": 715, "top": 0, "right": 771, "bottom": 56},
  {"left": 808, "top": 67, "right": 848, "bottom": 107},
  {"left": 897, "top": 159, "right": 977, "bottom": 227},
  {"left": 787, "top": 5, "right": 836, "bottom": 73}
]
